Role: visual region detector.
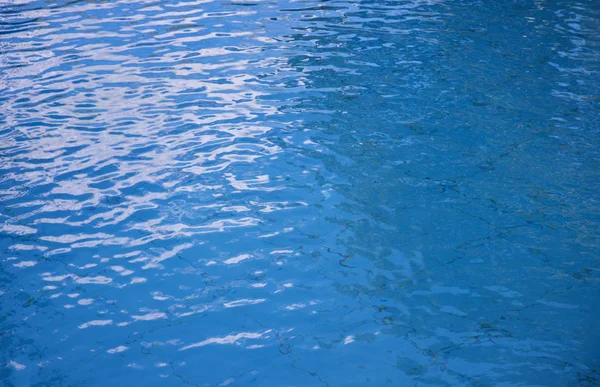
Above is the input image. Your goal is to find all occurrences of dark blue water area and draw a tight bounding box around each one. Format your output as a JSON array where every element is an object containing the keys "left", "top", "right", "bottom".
[{"left": 1, "top": 0, "right": 599, "bottom": 385}]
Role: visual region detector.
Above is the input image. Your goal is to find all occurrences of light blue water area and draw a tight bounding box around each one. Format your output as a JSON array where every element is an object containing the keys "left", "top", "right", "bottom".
[{"left": 1, "top": 0, "right": 599, "bottom": 385}]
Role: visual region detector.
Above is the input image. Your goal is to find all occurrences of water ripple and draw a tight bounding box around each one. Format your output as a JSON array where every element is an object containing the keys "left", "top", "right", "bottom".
[{"left": 1, "top": 0, "right": 599, "bottom": 385}]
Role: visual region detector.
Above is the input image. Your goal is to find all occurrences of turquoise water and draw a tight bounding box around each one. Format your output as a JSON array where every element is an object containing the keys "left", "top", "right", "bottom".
[{"left": 1, "top": 0, "right": 599, "bottom": 385}]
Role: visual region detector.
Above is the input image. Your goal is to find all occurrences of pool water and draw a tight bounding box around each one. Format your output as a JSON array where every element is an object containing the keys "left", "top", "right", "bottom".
[{"left": 1, "top": 0, "right": 599, "bottom": 385}]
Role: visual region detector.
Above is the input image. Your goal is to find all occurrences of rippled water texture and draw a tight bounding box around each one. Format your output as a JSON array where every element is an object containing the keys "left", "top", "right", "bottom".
[{"left": 1, "top": 0, "right": 599, "bottom": 385}]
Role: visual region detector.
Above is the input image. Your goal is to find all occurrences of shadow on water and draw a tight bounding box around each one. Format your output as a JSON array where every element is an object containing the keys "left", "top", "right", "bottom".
[{"left": 276, "top": 0, "right": 600, "bottom": 384}]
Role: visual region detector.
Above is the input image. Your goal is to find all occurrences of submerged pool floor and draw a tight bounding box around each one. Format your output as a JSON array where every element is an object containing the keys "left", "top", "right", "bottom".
[{"left": 1, "top": 0, "right": 599, "bottom": 385}]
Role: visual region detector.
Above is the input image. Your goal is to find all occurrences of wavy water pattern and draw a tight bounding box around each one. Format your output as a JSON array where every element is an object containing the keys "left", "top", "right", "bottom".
[{"left": 1, "top": 0, "right": 599, "bottom": 385}]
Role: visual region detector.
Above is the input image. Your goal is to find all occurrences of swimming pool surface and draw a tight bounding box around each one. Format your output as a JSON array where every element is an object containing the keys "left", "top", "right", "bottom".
[{"left": 1, "top": 0, "right": 599, "bottom": 385}]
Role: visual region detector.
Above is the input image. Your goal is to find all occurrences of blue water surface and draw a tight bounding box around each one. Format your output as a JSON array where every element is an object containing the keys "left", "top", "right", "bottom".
[{"left": 1, "top": 0, "right": 599, "bottom": 385}]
